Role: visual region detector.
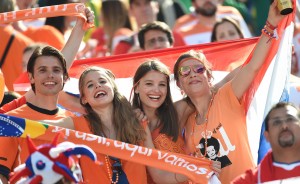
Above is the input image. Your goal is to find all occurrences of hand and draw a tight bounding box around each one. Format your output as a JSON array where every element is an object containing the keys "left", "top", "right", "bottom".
[
  {"left": 76, "top": 7, "right": 95, "bottom": 27},
  {"left": 211, "top": 161, "right": 221, "bottom": 177},
  {"left": 267, "top": 0, "right": 291, "bottom": 27},
  {"left": 133, "top": 108, "right": 148, "bottom": 122},
  {"left": 85, "top": 7, "right": 95, "bottom": 24}
]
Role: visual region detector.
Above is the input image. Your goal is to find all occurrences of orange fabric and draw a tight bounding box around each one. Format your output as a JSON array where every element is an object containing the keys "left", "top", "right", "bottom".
[
  {"left": 173, "top": 30, "right": 186, "bottom": 47},
  {"left": 0, "top": 104, "right": 73, "bottom": 171},
  {"left": 0, "top": 4, "right": 93, "bottom": 30},
  {"left": 0, "top": 114, "right": 215, "bottom": 182},
  {"left": 0, "top": 25, "right": 33, "bottom": 91},
  {"left": 151, "top": 127, "right": 185, "bottom": 154},
  {"left": 91, "top": 27, "right": 106, "bottom": 46},
  {"left": 147, "top": 127, "right": 186, "bottom": 184},
  {"left": 184, "top": 82, "right": 255, "bottom": 184},
  {"left": 173, "top": 6, "right": 249, "bottom": 45},
  {"left": 23, "top": 26, "right": 65, "bottom": 50},
  {"left": 113, "top": 40, "right": 133, "bottom": 55},
  {"left": 73, "top": 116, "right": 148, "bottom": 184},
  {"left": 0, "top": 72, "right": 4, "bottom": 104},
  {"left": 112, "top": 28, "right": 134, "bottom": 50},
  {"left": 0, "top": 95, "right": 26, "bottom": 113}
]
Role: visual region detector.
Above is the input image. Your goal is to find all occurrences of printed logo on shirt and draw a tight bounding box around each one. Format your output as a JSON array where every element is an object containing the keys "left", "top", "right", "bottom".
[{"left": 197, "top": 123, "right": 235, "bottom": 168}]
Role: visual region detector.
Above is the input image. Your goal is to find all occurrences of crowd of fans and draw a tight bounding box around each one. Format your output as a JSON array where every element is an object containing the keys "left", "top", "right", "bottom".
[{"left": 0, "top": 0, "right": 300, "bottom": 183}]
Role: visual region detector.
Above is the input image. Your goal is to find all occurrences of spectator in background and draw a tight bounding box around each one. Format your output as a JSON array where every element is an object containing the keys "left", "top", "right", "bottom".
[
  {"left": 0, "top": 0, "right": 34, "bottom": 91},
  {"left": 211, "top": 17, "right": 244, "bottom": 42},
  {"left": 138, "top": 21, "right": 185, "bottom": 51},
  {"left": 211, "top": 17, "right": 245, "bottom": 71},
  {"left": 156, "top": 0, "right": 186, "bottom": 28},
  {"left": 173, "top": 0, "right": 251, "bottom": 45},
  {"left": 221, "top": 0, "right": 253, "bottom": 29},
  {"left": 113, "top": 0, "right": 159, "bottom": 55},
  {"left": 114, "top": 0, "right": 186, "bottom": 55},
  {"left": 91, "top": 0, "right": 132, "bottom": 56},
  {"left": 232, "top": 102, "right": 300, "bottom": 183}
]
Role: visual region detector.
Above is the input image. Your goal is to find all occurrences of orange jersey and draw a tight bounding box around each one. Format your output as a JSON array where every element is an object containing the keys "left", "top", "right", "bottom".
[
  {"left": 173, "top": 5, "right": 252, "bottom": 45},
  {"left": 147, "top": 127, "right": 186, "bottom": 184},
  {"left": 23, "top": 26, "right": 65, "bottom": 50},
  {"left": 0, "top": 95, "right": 26, "bottom": 114},
  {"left": 0, "top": 72, "right": 4, "bottom": 103},
  {"left": 73, "top": 116, "right": 147, "bottom": 184},
  {"left": 184, "top": 82, "right": 255, "bottom": 184},
  {"left": 0, "top": 104, "right": 73, "bottom": 176},
  {"left": 0, "top": 25, "right": 33, "bottom": 90}
]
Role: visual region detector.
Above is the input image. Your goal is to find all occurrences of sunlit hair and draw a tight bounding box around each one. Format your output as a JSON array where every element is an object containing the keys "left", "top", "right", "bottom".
[
  {"left": 27, "top": 46, "right": 69, "bottom": 93},
  {"left": 174, "top": 50, "right": 213, "bottom": 82},
  {"left": 132, "top": 59, "right": 179, "bottom": 141},
  {"left": 173, "top": 50, "right": 213, "bottom": 108},
  {"left": 265, "top": 102, "right": 300, "bottom": 132},
  {"left": 211, "top": 17, "right": 244, "bottom": 42},
  {"left": 79, "top": 66, "right": 145, "bottom": 144},
  {"left": 102, "top": 0, "right": 131, "bottom": 53}
]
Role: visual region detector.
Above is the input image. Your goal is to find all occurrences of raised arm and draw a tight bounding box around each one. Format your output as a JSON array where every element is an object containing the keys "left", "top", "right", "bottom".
[
  {"left": 232, "top": 0, "right": 287, "bottom": 99},
  {"left": 62, "top": 7, "right": 95, "bottom": 70},
  {"left": 174, "top": 66, "right": 242, "bottom": 129}
]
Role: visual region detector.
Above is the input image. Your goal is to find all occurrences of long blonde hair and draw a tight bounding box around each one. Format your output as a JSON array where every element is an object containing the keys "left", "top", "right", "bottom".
[{"left": 79, "top": 66, "right": 145, "bottom": 144}]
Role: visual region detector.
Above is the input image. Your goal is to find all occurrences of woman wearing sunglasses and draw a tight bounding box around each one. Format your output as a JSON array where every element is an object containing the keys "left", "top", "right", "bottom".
[{"left": 173, "top": 1, "right": 287, "bottom": 183}]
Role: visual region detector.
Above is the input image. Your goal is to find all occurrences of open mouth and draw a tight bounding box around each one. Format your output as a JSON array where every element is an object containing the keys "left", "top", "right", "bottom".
[
  {"left": 94, "top": 91, "right": 107, "bottom": 98},
  {"left": 148, "top": 95, "right": 161, "bottom": 101}
]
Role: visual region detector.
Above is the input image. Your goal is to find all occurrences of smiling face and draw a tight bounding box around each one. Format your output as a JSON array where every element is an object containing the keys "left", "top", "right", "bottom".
[
  {"left": 80, "top": 70, "right": 115, "bottom": 108},
  {"left": 265, "top": 105, "right": 300, "bottom": 150},
  {"left": 176, "top": 58, "right": 211, "bottom": 98},
  {"left": 135, "top": 70, "right": 168, "bottom": 111},
  {"left": 215, "top": 21, "right": 242, "bottom": 42},
  {"left": 206, "top": 145, "right": 217, "bottom": 159},
  {"left": 28, "top": 56, "right": 66, "bottom": 96}
]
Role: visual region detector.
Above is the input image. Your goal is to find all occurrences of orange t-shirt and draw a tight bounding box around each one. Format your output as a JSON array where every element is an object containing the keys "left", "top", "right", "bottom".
[
  {"left": 147, "top": 127, "right": 186, "bottom": 184},
  {"left": 0, "top": 25, "right": 33, "bottom": 91},
  {"left": 0, "top": 104, "right": 73, "bottom": 174},
  {"left": 23, "top": 25, "right": 65, "bottom": 50},
  {"left": 184, "top": 82, "right": 255, "bottom": 184},
  {"left": 0, "top": 95, "right": 26, "bottom": 113},
  {"left": 0, "top": 72, "right": 4, "bottom": 104},
  {"left": 173, "top": 6, "right": 251, "bottom": 45},
  {"left": 73, "top": 116, "right": 147, "bottom": 184}
]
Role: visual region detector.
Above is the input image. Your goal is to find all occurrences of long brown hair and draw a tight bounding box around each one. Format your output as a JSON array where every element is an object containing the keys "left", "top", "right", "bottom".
[
  {"left": 79, "top": 66, "right": 145, "bottom": 144},
  {"left": 102, "top": 0, "right": 131, "bottom": 53},
  {"left": 211, "top": 17, "right": 244, "bottom": 42},
  {"left": 132, "top": 59, "right": 179, "bottom": 141}
]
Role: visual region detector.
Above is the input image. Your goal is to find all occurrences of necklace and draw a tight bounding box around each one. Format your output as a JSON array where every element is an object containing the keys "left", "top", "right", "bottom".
[
  {"left": 105, "top": 155, "right": 119, "bottom": 184},
  {"left": 191, "top": 93, "right": 215, "bottom": 158}
]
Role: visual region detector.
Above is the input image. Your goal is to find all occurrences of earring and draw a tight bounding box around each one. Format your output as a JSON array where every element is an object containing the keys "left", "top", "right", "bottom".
[{"left": 180, "top": 90, "right": 185, "bottom": 96}]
